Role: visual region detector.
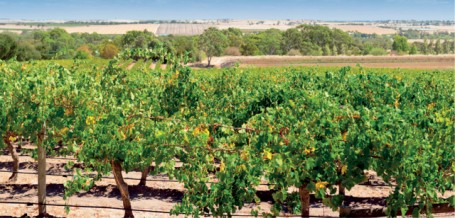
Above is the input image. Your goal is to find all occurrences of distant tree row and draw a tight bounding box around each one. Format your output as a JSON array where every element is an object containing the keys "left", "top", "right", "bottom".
[
  {"left": 0, "top": 25, "right": 454, "bottom": 62},
  {"left": 0, "top": 29, "right": 119, "bottom": 61}
]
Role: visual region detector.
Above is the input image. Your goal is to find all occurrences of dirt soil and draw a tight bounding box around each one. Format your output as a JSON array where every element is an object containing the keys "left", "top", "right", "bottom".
[{"left": 1, "top": 138, "right": 454, "bottom": 217}]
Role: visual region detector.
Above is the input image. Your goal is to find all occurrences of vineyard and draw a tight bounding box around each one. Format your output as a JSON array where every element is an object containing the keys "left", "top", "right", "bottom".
[{"left": 0, "top": 57, "right": 454, "bottom": 218}]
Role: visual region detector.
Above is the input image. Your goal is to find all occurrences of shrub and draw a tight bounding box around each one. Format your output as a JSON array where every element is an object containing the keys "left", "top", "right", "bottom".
[
  {"left": 369, "top": 47, "right": 387, "bottom": 56},
  {"left": 100, "top": 43, "right": 119, "bottom": 59},
  {"left": 287, "top": 49, "right": 301, "bottom": 56},
  {"left": 224, "top": 47, "right": 241, "bottom": 56},
  {"left": 74, "top": 45, "right": 92, "bottom": 59}
]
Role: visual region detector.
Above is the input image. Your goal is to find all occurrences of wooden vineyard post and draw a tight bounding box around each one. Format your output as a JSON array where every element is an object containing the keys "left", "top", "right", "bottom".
[
  {"left": 299, "top": 185, "right": 310, "bottom": 217},
  {"left": 38, "top": 123, "right": 47, "bottom": 217},
  {"left": 112, "top": 161, "right": 134, "bottom": 218}
]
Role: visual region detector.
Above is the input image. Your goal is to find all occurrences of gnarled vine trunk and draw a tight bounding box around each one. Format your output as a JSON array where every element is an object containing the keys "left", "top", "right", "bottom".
[
  {"left": 3, "top": 134, "right": 19, "bottom": 182},
  {"left": 299, "top": 185, "right": 310, "bottom": 217},
  {"left": 112, "top": 161, "right": 134, "bottom": 218},
  {"left": 138, "top": 166, "right": 150, "bottom": 186}
]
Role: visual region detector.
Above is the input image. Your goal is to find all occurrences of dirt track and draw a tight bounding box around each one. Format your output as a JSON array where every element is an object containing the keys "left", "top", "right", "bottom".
[{"left": 205, "top": 55, "right": 455, "bottom": 70}]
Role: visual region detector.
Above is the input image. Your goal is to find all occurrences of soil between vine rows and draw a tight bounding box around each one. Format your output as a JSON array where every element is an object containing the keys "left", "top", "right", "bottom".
[{"left": 0, "top": 153, "right": 453, "bottom": 217}]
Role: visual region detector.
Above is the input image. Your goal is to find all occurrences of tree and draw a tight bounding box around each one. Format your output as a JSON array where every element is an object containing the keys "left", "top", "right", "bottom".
[
  {"left": 434, "top": 39, "right": 442, "bottom": 54},
  {"left": 409, "top": 44, "right": 418, "bottom": 55},
  {"left": 222, "top": 28, "right": 244, "bottom": 48},
  {"left": 16, "top": 41, "right": 41, "bottom": 61},
  {"left": 47, "top": 28, "right": 76, "bottom": 59},
  {"left": 392, "top": 35, "right": 409, "bottom": 53},
  {"left": 240, "top": 36, "right": 260, "bottom": 56},
  {"left": 281, "top": 28, "right": 303, "bottom": 54},
  {"left": 257, "top": 29, "right": 283, "bottom": 55},
  {"left": 360, "top": 34, "right": 392, "bottom": 55},
  {"left": 300, "top": 41, "right": 321, "bottom": 56},
  {"left": 422, "top": 39, "right": 429, "bottom": 54},
  {"left": 340, "top": 44, "right": 348, "bottom": 55},
  {"left": 322, "top": 44, "right": 331, "bottom": 56},
  {"left": 198, "top": 27, "right": 228, "bottom": 66},
  {"left": 121, "top": 30, "right": 155, "bottom": 49},
  {"left": 165, "top": 35, "right": 200, "bottom": 61},
  {"left": 0, "top": 33, "right": 18, "bottom": 60},
  {"left": 442, "top": 40, "right": 450, "bottom": 54},
  {"left": 331, "top": 45, "right": 338, "bottom": 56}
]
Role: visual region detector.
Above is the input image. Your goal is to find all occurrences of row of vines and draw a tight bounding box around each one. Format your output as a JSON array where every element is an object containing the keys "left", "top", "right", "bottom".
[{"left": 0, "top": 55, "right": 454, "bottom": 217}]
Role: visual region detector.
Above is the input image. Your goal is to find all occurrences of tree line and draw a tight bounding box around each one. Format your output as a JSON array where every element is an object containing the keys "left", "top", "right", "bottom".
[{"left": 0, "top": 25, "right": 454, "bottom": 63}]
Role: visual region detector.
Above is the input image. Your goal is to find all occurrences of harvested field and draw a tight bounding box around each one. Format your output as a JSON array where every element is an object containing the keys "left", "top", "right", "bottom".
[
  {"left": 324, "top": 24, "right": 397, "bottom": 34},
  {"left": 428, "top": 25, "right": 455, "bottom": 33},
  {"left": 0, "top": 30, "right": 23, "bottom": 34},
  {"left": 206, "top": 55, "right": 455, "bottom": 70},
  {"left": 1, "top": 21, "right": 454, "bottom": 36},
  {"left": 0, "top": 24, "right": 50, "bottom": 30},
  {"left": 156, "top": 24, "right": 213, "bottom": 36},
  {"left": 64, "top": 24, "right": 160, "bottom": 34}
]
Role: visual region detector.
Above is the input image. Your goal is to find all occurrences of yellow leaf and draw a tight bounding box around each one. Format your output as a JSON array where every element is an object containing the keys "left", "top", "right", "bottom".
[
  {"left": 193, "top": 126, "right": 209, "bottom": 137},
  {"left": 85, "top": 116, "right": 96, "bottom": 125},
  {"left": 235, "top": 164, "right": 246, "bottom": 172},
  {"left": 8, "top": 136, "right": 17, "bottom": 142},
  {"left": 192, "top": 127, "right": 201, "bottom": 137},
  {"left": 60, "top": 127, "right": 69, "bottom": 135},
  {"left": 220, "top": 161, "right": 225, "bottom": 172},
  {"left": 289, "top": 100, "right": 296, "bottom": 108},
  {"left": 315, "top": 181, "right": 329, "bottom": 190},
  {"left": 341, "top": 165, "right": 348, "bottom": 175},
  {"left": 240, "top": 164, "right": 246, "bottom": 171},
  {"left": 263, "top": 150, "right": 273, "bottom": 160},
  {"left": 64, "top": 108, "right": 73, "bottom": 116},
  {"left": 120, "top": 131, "right": 127, "bottom": 140},
  {"left": 394, "top": 99, "right": 399, "bottom": 109},
  {"left": 304, "top": 149, "right": 311, "bottom": 154},
  {"left": 240, "top": 150, "right": 249, "bottom": 161},
  {"left": 202, "top": 128, "right": 209, "bottom": 136},
  {"left": 341, "top": 131, "right": 348, "bottom": 141},
  {"left": 304, "top": 147, "right": 315, "bottom": 155}
]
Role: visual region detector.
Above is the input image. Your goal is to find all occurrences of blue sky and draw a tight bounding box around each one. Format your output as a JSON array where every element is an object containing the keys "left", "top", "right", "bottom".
[{"left": 0, "top": 0, "right": 453, "bottom": 21}]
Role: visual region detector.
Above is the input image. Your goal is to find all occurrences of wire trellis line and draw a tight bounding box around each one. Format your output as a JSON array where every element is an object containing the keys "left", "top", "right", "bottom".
[{"left": 0, "top": 200, "right": 335, "bottom": 217}]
